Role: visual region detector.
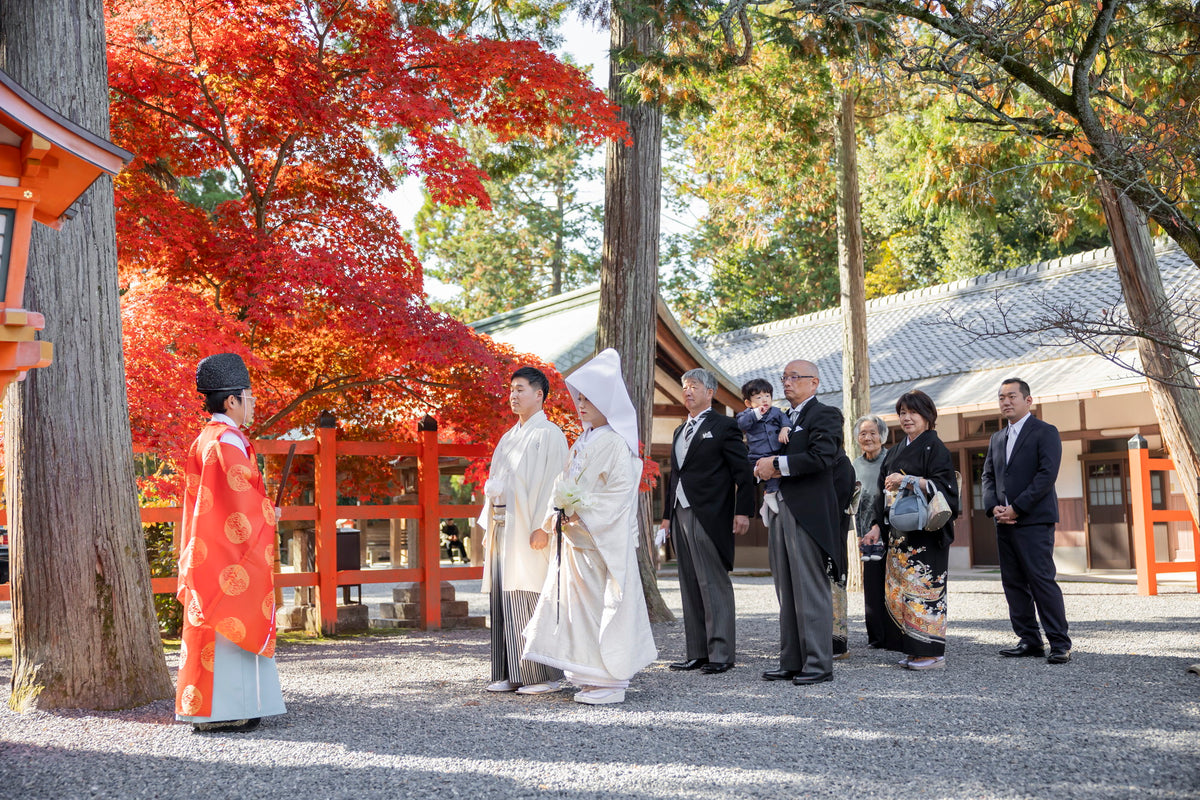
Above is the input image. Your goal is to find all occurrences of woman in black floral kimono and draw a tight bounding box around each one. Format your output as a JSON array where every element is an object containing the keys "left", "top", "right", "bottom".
[{"left": 862, "top": 390, "right": 959, "bottom": 670}]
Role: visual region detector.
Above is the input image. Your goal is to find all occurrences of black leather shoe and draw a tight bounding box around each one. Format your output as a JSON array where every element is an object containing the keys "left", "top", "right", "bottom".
[
  {"left": 999, "top": 642, "right": 1046, "bottom": 658},
  {"left": 1047, "top": 648, "right": 1072, "bottom": 664},
  {"left": 193, "top": 717, "right": 261, "bottom": 733},
  {"left": 700, "top": 662, "right": 734, "bottom": 674},
  {"left": 761, "top": 668, "right": 799, "bottom": 681},
  {"left": 792, "top": 672, "right": 833, "bottom": 686},
  {"left": 669, "top": 658, "right": 708, "bottom": 671}
]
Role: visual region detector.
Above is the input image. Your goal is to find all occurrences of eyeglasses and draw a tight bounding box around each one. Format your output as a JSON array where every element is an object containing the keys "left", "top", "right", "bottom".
[
  {"left": 780, "top": 373, "right": 816, "bottom": 383},
  {"left": 240, "top": 391, "right": 256, "bottom": 403}
]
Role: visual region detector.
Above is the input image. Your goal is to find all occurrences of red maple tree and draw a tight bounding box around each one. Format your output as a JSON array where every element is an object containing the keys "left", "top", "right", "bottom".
[{"left": 105, "top": 0, "right": 620, "bottom": 486}]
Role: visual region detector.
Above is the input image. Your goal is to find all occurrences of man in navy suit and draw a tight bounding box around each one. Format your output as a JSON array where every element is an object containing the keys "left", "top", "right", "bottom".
[
  {"left": 982, "top": 378, "right": 1072, "bottom": 664},
  {"left": 660, "top": 369, "right": 754, "bottom": 674}
]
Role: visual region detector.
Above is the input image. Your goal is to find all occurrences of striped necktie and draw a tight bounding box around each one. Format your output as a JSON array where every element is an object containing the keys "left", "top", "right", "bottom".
[{"left": 683, "top": 418, "right": 698, "bottom": 448}]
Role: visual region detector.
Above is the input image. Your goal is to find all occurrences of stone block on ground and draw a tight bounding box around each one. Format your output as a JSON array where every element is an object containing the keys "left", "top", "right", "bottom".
[
  {"left": 392, "top": 581, "right": 457, "bottom": 603},
  {"left": 336, "top": 603, "right": 369, "bottom": 633},
  {"left": 276, "top": 605, "right": 320, "bottom": 633},
  {"left": 376, "top": 581, "right": 481, "bottom": 629},
  {"left": 392, "top": 584, "right": 419, "bottom": 603},
  {"left": 441, "top": 600, "right": 469, "bottom": 618}
]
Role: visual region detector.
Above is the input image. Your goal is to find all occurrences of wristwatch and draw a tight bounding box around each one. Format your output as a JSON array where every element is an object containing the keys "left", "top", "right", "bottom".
[{"left": 772, "top": 456, "right": 780, "bottom": 472}]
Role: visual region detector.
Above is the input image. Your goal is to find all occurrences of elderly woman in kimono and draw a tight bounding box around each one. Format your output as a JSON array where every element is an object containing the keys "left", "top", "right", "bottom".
[{"left": 522, "top": 349, "right": 658, "bottom": 704}]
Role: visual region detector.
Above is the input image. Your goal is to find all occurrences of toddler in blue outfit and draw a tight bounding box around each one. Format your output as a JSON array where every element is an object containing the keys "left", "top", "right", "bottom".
[{"left": 735, "top": 378, "right": 791, "bottom": 494}]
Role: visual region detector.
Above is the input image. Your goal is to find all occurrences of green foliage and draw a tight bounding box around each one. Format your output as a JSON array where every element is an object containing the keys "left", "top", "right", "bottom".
[
  {"left": 144, "top": 521, "right": 182, "bottom": 637},
  {"left": 660, "top": 34, "right": 1110, "bottom": 334},
  {"left": 136, "top": 454, "right": 182, "bottom": 637},
  {"left": 414, "top": 128, "right": 604, "bottom": 320},
  {"left": 660, "top": 43, "right": 841, "bottom": 333},
  {"left": 176, "top": 169, "right": 241, "bottom": 214},
  {"left": 769, "top": 0, "right": 1200, "bottom": 267},
  {"left": 858, "top": 92, "right": 1109, "bottom": 297},
  {"left": 396, "top": 0, "right": 571, "bottom": 45}
]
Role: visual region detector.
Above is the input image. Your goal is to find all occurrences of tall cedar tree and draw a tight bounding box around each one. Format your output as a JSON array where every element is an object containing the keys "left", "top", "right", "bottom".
[
  {"left": 106, "top": 0, "right": 624, "bottom": 477},
  {"left": 2, "top": 0, "right": 174, "bottom": 712}
]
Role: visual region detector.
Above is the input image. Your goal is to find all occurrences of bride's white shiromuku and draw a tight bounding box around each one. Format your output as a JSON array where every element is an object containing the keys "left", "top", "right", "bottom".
[{"left": 521, "top": 349, "right": 658, "bottom": 701}]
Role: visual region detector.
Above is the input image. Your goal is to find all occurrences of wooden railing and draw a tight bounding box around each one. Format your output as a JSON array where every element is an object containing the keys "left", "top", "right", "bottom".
[
  {"left": 1128, "top": 435, "right": 1200, "bottom": 595},
  {"left": 0, "top": 416, "right": 488, "bottom": 631}
]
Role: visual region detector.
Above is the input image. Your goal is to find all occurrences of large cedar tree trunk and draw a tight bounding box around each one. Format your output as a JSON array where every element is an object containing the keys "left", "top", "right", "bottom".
[
  {"left": 1098, "top": 182, "right": 1200, "bottom": 529},
  {"left": 598, "top": 1, "right": 673, "bottom": 622},
  {"left": 1, "top": 0, "right": 172, "bottom": 710},
  {"left": 836, "top": 88, "right": 868, "bottom": 592}
]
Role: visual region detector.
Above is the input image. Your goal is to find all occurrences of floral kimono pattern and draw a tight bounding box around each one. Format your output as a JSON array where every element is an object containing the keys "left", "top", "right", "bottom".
[{"left": 885, "top": 529, "right": 949, "bottom": 656}]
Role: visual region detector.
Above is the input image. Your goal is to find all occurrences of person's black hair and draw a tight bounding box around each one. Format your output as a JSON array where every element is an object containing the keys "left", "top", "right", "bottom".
[
  {"left": 511, "top": 366, "right": 550, "bottom": 398},
  {"left": 741, "top": 378, "right": 773, "bottom": 401},
  {"left": 895, "top": 389, "right": 938, "bottom": 430},
  {"left": 203, "top": 390, "right": 240, "bottom": 415},
  {"left": 1001, "top": 377, "right": 1032, "bottom": 399}
]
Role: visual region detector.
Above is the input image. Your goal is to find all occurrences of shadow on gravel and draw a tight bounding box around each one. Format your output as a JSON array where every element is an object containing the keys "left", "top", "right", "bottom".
[
  {"left": 0, "top": 741, "right": 660, "bottom": 800},
  {"left": 4, "top": 574, "right": 1199, "bottom": 800}
]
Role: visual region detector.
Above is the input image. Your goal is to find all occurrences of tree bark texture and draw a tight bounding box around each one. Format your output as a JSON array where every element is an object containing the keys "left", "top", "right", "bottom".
[
  {"left": 836, "top": 88, "right": 868, "bottom": 593},
  {"left": 598, "top": 1, "right": 672, "bottom": 623},
  {"left": 1, "top": 0, "right": 172, "bottom": 710},
  {"left": 1098, "top": 182, "right": 1200, "bottom": 530}
]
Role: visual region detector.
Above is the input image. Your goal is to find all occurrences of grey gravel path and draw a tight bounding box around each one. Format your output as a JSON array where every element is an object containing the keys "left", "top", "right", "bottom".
[{"left": 2, "top": 573, "right": 1198, "bottom": 800}]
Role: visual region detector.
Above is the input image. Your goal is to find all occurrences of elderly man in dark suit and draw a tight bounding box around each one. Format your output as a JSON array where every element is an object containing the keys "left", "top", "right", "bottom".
[
  {"left": 982, "top": 377, "right": 1072, "bottom": 664},
  {"left": 659, "top": 368, "right": 754, "bottom": 674},
  {"left": 753, "top": 360, "right": 846, "bottom": 685}
]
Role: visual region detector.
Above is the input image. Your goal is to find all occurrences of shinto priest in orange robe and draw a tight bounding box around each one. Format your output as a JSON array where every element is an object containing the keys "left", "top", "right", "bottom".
[{"left": 176, "top": 353, "right": 285, "bottom": 729}]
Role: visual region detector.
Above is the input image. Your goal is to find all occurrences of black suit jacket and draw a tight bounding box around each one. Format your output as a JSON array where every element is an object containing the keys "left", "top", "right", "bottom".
[
  {"left": 982, "top": 415, "right": 1061, "bottom": 526},
  {"left": 777, "top": 398, "right": 846, "bottom": 576},
  {"left": 663, "top": 410, "right": 754, "bottom": 571}
]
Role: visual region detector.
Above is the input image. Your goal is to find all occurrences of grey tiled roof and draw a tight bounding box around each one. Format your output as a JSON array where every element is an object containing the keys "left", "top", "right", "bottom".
[
  {"left": 470, "top": 285, "right": 745, "bottom": 400},
  {"left": 699, "top": 239, "right": 1198, "bottom": 415},
  {"left": 471, "top": 285, "right": 601, "bottom": 372}
]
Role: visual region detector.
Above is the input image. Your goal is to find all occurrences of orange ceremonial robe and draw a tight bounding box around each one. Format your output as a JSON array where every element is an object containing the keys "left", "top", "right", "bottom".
[{"left": 176, "top": 421, "right": 278, "bottom": 718}]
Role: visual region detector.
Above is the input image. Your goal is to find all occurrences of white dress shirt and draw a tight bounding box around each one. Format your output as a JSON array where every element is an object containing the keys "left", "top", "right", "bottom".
[{"left": 1006, "top": 412, "right": 1032, "bottom": 462}]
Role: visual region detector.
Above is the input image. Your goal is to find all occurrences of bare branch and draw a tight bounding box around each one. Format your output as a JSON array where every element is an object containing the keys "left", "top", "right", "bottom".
[{"left": 935, "top": 289, "right": 1200, "bottom": 391}]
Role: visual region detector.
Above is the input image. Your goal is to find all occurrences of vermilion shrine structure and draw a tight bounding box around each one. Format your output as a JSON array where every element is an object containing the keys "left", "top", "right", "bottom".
[{"left": 0, "top": 68, "right": 130, "bottom": 392}]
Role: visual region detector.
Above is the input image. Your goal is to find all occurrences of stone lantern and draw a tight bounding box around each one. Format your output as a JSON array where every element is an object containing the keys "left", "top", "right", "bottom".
[{"left": 0, "top": 68, "right": 131, "bottom": 393}]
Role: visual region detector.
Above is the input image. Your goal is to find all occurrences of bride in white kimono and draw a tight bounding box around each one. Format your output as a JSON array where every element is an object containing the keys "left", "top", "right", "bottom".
[{"left": 522, "top": 348, "right": 658, "bottom": 704}]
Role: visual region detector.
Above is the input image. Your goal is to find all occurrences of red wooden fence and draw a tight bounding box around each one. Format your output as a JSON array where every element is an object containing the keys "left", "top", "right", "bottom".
[
  {"left": 1128, "top": 435, "right": 1200, "bottom": 595},
  {"left": 0, "top": 417, "right": 488, "bottom": 631}
]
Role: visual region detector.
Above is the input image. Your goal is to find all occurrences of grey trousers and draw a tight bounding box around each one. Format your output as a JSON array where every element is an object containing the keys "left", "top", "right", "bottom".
[
  {"left": 767, "top": 501, "right": 833, "bottom": 675},
  {"left": 490, "top": 560, "right": 562, "bottom": 685},
  {"left": 673, "top": 503, "right": 736, "bottom": 664}
]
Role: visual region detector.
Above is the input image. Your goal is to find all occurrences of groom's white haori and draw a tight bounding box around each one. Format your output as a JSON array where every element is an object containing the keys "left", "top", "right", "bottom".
[{"left": 478, "top": 409, "right": 568, "bottom": 594}]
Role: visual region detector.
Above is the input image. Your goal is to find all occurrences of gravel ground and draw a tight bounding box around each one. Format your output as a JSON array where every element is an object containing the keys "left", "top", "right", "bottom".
[{"left": 1, "top": 572, "right": 1199, "bottom": 800}]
